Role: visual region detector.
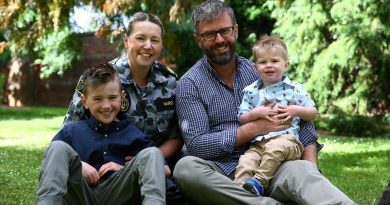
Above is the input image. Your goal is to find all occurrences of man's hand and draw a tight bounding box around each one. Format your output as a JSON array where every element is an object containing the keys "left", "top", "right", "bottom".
[
  {"left": 236, "top": 118, "right": 290, "bottom": 148},
  {"left": 98, "top": 162, "right": 123, "bottom": 177},
  {"left": 81, "top": 161, "right": 100, "bottom": 186}
]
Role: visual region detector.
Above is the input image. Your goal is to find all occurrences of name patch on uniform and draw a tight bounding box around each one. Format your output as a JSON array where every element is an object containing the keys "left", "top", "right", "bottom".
[{"left": 155, "top": 97, "right": 175, "bottom": 112}]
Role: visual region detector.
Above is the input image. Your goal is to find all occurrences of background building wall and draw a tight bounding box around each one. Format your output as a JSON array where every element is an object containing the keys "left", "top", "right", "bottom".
[{"left": 2, "top": 33, "right": 121, "bottom": 107}]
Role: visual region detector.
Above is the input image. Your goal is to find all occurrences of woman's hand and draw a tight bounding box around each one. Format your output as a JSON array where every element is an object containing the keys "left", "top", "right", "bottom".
[
  {"left": 81, "top": 161, "right": 100, "bottom": 186},
  {"left": 164, "top": 165, "right": 172, "bottom": 177}
]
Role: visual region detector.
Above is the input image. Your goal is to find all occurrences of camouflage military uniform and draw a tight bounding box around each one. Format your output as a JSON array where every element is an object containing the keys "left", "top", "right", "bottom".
[{"left": 63, "top": 56, "right": 181, "bottom": 146}]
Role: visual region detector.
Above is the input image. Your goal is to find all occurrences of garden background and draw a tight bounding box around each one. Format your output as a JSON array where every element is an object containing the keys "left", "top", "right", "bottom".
[{"left": 0, "top": 0, "right": 389, "bottom": 204}]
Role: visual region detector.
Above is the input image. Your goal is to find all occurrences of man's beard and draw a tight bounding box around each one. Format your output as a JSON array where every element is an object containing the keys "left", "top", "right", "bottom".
[{"left": 202, "top": 40, "right": 236, "bottom": 66}]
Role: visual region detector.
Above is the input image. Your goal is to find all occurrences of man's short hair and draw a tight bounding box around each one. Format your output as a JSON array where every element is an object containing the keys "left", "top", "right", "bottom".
[{"left": 192, "top": 0, "right": 236, "bottom": 33}]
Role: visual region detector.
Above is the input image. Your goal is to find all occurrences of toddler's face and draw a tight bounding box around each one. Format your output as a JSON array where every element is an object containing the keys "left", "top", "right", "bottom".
[{"left": 254, "top": 46, "right": 289, "bottom": 87}]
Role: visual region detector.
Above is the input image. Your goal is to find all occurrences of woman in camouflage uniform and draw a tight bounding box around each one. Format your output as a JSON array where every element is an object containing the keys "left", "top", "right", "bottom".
[{"left": 63, "top": 12, "right": 183, "bottom": 173}]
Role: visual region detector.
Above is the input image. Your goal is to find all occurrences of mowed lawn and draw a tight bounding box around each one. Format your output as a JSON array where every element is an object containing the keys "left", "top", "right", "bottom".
[{"left": 0, "top": 107, "right": 389, "bottom": 204}]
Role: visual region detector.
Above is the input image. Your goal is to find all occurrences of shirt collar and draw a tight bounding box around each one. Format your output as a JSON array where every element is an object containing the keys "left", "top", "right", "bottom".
[
  {"left": 87, "top": 112, "right": 129, "bottom": 133},
  {"left": 258, "top": 75, "right": 293, "bottom": 89}
]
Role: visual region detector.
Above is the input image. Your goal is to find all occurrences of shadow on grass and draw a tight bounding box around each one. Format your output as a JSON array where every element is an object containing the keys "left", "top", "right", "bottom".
[
  {"left": 319, "top": 150, "right": 390, "bottom": 205},
  {"left": 0, "top": 106, "right": 67, "bottom": 121},
  {"left": 0, "top": 146, "right": 46, "bottom": 205}
]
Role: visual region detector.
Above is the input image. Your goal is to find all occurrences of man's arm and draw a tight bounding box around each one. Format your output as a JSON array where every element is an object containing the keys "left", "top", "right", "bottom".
[
  {"left": 298, "top": 120, "right": 322, "bottom": 167},
  {"left": 176, "top": 78, "right": 234, "bottom": 159},
  {"left": 236, "top": 118, "right": 288, "bottom": 148},
  {"left": 301, "top": 143, "right": 318, "bottom": 167}
]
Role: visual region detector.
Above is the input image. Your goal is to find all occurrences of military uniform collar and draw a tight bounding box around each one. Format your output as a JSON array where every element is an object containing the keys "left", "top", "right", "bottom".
[
  {"left": 110, "top": 56, "right": 169, "bottom": 86},
  {"left": 87, "top": 112, "right": 129, "bottom": 133}
]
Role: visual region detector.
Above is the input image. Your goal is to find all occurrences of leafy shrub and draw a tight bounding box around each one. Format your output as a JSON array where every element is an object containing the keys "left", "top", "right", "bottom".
[{"left": 315, "top": 107, "right": 389, "bottom": 137}]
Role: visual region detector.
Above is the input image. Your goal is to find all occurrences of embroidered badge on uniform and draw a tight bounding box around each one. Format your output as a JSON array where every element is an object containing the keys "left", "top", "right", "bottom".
[
  {"left": 75, "top": 79, "right": 84, "bottom": 95},
  {"left": 121, "top": 97, "right": 129, "bottom": 112}
]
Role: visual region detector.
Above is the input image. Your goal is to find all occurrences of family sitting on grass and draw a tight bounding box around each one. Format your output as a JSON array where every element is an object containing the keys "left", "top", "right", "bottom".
[{"left": 36, "top": 1, "right": 356, "bottom": 204}]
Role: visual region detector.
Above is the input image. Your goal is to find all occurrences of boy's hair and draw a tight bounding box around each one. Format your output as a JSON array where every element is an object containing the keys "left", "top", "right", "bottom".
[
  {"left": 81, "top": 63, "right": 121, "bottom": 97},
  {"left": 192, "top": 0, "right": 236, "bottom": 33},
  {"left": 126, "top": 12, "right": 164, "bottom": 36},
  {"left": 252, "top": 34, "right": 288, "bottom": 61}
]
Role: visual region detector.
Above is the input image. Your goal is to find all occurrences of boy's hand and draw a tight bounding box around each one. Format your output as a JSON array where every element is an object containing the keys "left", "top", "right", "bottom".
[
  {"left": 275, "top": 105, "right": 300, "bottom": 123},
  {"left": 252, "top": 104, "right": 277, "bottom": 121},
  {"left": 81, "top": 161, "right": 100, "bottom": 186},
  {"left": 98, "top": 162, "right": 123, "bottom": 177}
]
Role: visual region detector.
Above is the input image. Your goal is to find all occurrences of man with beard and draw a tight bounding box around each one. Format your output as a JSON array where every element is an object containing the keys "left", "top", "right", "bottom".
[{"left": 173, "top": 1, "right": 355, "bottom": 205}]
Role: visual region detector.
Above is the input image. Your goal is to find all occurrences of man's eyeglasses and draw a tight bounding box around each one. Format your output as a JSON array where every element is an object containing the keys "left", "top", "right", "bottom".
[{"left": 197, "top": 26, "right": 234, "bottom": 41}]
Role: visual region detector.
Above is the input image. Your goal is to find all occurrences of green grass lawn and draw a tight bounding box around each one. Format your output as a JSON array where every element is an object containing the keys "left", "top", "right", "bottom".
[{"left": 0, "top": 106, "right": 389, "bottom": 204}]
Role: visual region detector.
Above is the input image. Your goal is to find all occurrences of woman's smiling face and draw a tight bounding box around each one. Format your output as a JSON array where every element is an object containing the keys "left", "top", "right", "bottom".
[{"left": 123, "top": 21, "right": 163, "bottom": 70}]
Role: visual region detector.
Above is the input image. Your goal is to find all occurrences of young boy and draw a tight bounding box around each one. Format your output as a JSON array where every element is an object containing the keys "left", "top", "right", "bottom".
[
  {"left": 36, "top": 63, "right": 166, "bottom": 205},
  {"left": 234, "top": 35, "right": 317, "bottom": 196}
]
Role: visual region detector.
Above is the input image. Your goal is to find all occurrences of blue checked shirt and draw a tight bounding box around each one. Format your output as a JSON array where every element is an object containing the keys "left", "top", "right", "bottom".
[{"left": 176, "top": 55, "right": 322, "bottom": 175}]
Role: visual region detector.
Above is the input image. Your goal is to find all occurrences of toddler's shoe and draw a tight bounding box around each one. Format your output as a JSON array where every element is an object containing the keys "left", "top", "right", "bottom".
[{"left": 242, "top": 178, "right": 264, "bottom": 196}]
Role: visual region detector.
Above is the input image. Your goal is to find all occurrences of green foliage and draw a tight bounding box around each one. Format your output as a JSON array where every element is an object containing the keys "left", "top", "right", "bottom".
[
  {"left": 33, "top": 28, "right": 82, "bottom": 78},
  {"left": 248, "top": 0, "right": 390, "bottom": 115},
  {"left": 315, "top": 108, "right": 389, "bottom": 137}
]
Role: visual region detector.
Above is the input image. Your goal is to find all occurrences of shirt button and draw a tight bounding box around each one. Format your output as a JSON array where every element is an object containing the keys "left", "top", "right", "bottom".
[
  {"left": 104, "top": 134, "right": 108, "bottom": 137},
  {"left": 103, "top": 152, "right": 107, "bottom": 155}
]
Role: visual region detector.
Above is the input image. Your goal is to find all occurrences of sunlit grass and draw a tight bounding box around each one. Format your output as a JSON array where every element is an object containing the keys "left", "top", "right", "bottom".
[
  {"left": 318, "top": 136, "right": 390, "bottom": 205},
  {"left": 0, "top": 107, "right": 65, "bottom": 205}
]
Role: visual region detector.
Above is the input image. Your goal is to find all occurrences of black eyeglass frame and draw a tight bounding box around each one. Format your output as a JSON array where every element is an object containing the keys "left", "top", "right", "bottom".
[{"left": 197, "top": 26, "right": 235, "bottom": 41}]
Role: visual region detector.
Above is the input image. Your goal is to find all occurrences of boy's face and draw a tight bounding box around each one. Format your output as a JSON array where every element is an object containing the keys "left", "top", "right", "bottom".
[
  {"left": 81, "top": 78, "right": 124, "bottom": 127},
  {"left": 254, "top": 46, "right": 289, "bottom": 87}
]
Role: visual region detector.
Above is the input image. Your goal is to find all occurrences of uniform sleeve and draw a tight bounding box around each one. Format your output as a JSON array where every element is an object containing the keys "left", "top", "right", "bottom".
[{"left": 62, "top": 77, "right": 89, "bottom": 127}]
